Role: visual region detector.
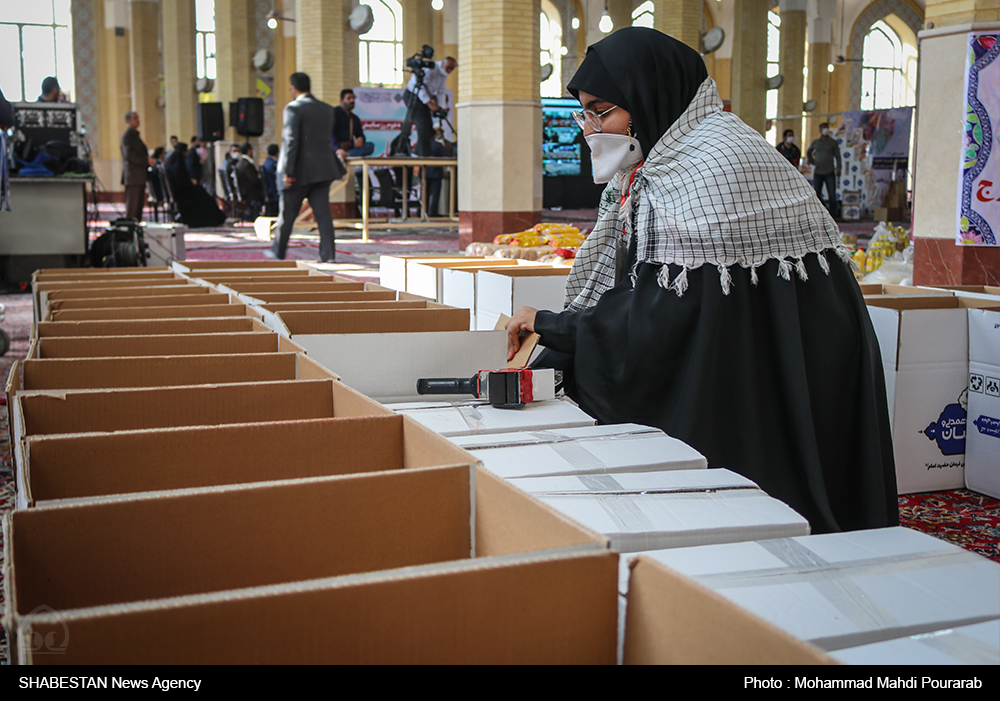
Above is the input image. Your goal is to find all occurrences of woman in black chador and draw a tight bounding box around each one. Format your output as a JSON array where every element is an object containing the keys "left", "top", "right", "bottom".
[
  {"left": 164, "top": 142, "right": 226, "bottom": 228},
  {"left": 507, "top": 28, "right": 898, "bottom": 534}
]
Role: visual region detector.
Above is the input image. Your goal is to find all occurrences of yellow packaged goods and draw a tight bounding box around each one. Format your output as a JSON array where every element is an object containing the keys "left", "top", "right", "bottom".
[{"left": 493, "top": 223, "right": 587, "bottom": 248}]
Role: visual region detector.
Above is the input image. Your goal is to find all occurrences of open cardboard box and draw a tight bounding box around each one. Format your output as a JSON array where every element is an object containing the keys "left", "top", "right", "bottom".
[
  {"left": 622, "top": 527, "right": 1000, "bottom": 663},
  {"left": 33, "top": 267, "right": 173, "bottom": 279},
  {"left": 966, "top": 307, "right": 1000, "bottom": 499},
  {"left": 379, "top": 255, "right": 483, "bottom": 292},
  {"left": 476, "top": 267, "right": 571, "bottom": 331},
  {"left": 43, "top": 291, "right": 232, "bottom": 322},
  {"left": 5, "top": 465, "right": 614, "bottom": 664},
  {"left": 236, "top": 289, "right": 399, "bottom": 305},
  {"left": 171, "top": 260, "right": 308, "bottom": 273},
  {"left": 47, "top": 303, "right": 261, "bottom": 322},
  {"left": 33, "top": 316, "right": 271, "bottom": 339},
  {"left": 27, "top": 332, "right": 301, "bottom": 360},
  {"left": 43, "top": 283, "right": 206, "bottom": 302},
  {"left": 267, "top": 309, "right": 506, "bottom": 402},
  {"left": 858, "top": 283, "right": 952, "bottom": 297},
  {"left": 19, "top": 414, "right": 470, "bottom": 507},
  {"left": 406, "top": 259, "right": 522, "bottom": 302},
  {"left": 920, "top": 285, "right": 1000, "bottom": 301},
  {"left": 866, "top": 295, "right": 1000, "bottom": 493},
  {"left": 32, "top": 278, "right": 192, "bottom": 323},
  {"left": 16, "top": 549, "right": 618, "bottom": 665},
  {"left": 440, "top": 263, "right": 552, "bottom": 329},
  {"left": 259, "top": 301, "right": 467, "bottom": 332}
]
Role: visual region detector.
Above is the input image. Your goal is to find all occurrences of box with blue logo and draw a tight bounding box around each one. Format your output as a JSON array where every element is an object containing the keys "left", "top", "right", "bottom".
[
  {"left": 866, "top": 296, "right": 1000, "bottom": 494},
  {"left": 965, "top": 308, "right": 1000, "bottom": 499}
]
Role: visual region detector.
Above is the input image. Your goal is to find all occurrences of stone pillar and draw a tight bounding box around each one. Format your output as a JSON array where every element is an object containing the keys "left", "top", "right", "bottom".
[
  {"left": 457, "top": 0, "right": 541, "bottom": 248},
  {"left": 805, "top": 10, "right": 832, "bottom": 142},
  {"left": 129, "top": 1, "right": 163, "bottom": 151},
  {"left": 654, "top": 0, "right": 702, "bottom": 51},
  {"left": 911, "top": 5, "right": 1000, "bottom": 285},
  {"left": 97, "top": 0, "right": 133, "bottom": 194},
  {"left": 404, "top": 0, "right": 435, "bottom": 59},
  {"left": 271, "top": 0, "right": 296, "bottom": 142},
  {"left": 607, "top": 0, "right": 631, "bottom": 37},
  {"left": 215, "top": 0, "right": 256, "bottom": 143},
  {"left": 777, "top": 0, "right": 806, "bottom": 146},
  {"left": 730, "top": 0, "right": 769, "bottom": 134},
  {"left": 296, "top": 0, "right": 357, "bottom": 217},
  {"left": 161, "top": 0, "right": 197, "bottom": 151}
]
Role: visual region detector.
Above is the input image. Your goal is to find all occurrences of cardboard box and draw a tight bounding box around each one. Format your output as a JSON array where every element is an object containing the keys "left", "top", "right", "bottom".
[
  {"left": 267, "top": 311, "right": 505, "bottom": 402},
  {"left": 44, "top": 292, "right": 232, "bottom": 321},
  {"left": 830, "top": 620, "right": 1000, "bottom": 665},
  {"left": 19, "top": 414, "right": 472, "bottom": 506},
  {"left": 859, "top": 283, "right": 952, "bottom": 297},
  {"left": 28, "top": 332, "right": 301, "bottom": 359},
  {"left": 239, "top": 289, "right": 399, "bottom": 305},
  {"left": 625, "top": 527, "right": 1000, "bottom": 658},
  {"left": 513, "top": 469, "right": 810, "bottom": 552},
  {"left": 623, "top": 554, "right": 834, "bottom": 664},
  {"left": 440, "top": 264, "right": 544, "bottom": 329},
  {"left": 450, "top": 423, "right": 707, "bottom": 479},
  {"left": 406, "top": 259, "right": 521, "bottom": 302},
  {"left": 387, "top": 397, "right": 595, "bottom": 437},
  {"left": 16, "top": 550, "right": 618, "bottom": 665},
  {"left": 965, "top": 308, "right": 1000, "bottom": 499},
  {"left": 171, "top": 260, "right": 306, "bottom": 273},
  {"left": 874, "top": 207, "right": 903, "bottom": 222},
  {"left": 476, "top": 267, "right": 571, "bottom": 331},
  {"left": 920, "top": 285, "right": 1000, "bottom": 301},
  {"left": 34, "top": 316, "right": 270, "bottom": 338},
  {"left": 33, "top": 267, "right": 172, "bottom": 279},
  {"left": 4, "top": 466, "right": 611, "bottom": 661},
  {"left": 379, "top": 255, "right": 482, "bottom": 292},
  {"left": 141, "top": 222, "right": 186, "bottom": 266},
  {"left": 867, "top": 296, "right": 1000, "bottom": 493},
  {"left": 47, "top": 303, "right": 259, "bottom": 322},
  {"left": 217, "top": 280, "right": 365, "bottom": 295},
  {"left": 32, "top": 278, "right": 192, "bottom": 322},
  {"left": 43, "top": 284, "right": 205, "bottom": 301}
]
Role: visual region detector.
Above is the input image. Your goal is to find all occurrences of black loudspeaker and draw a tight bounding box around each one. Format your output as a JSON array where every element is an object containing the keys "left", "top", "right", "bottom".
[
  {"left": 236, "top": 97, "right": 265, "bottom": 137},
  {"left": 229, "top": 102, "right": 239, "bottom": 127},
  {"left": 197, "top": 102, "right": 225, "bottom": 142}
]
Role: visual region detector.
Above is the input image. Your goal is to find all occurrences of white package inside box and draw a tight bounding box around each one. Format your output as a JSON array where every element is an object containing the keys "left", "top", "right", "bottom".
[
  {"left": 966, "top": 308, "right": 1000, "bottom": 499},
  {"left": 386, "top": 397, "right": 595, "bottom": 437},
  {"left": 830, "top": 619, "right": 1000, "bottom": 665},
  {"left": 475, "top": 268, "right": 570, "bottom": 331},
  {"left": 867, "top": 297, "right": 1000, "bottom": 494},
  {"left": 450, "top": 423, "right": 707, "bottom": 479},
  {"left": 440, "top": 265, "right": 532, "bottom": 330},
  {"left": 510, "top": 468, "right": 810, "bottom": 553},
  {"left": 630, "top": 527, "right": 1000, "bottom": 652}
]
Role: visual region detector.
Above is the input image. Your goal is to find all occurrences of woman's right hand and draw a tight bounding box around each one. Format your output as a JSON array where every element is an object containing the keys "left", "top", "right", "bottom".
[{"left": 506, "top": 306, "right": 538, "bottom": 361}]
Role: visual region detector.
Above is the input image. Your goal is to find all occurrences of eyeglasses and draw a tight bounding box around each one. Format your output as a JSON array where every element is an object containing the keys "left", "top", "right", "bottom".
[{"left": 571, "top": 105, "right": 618, "bottom": 133}]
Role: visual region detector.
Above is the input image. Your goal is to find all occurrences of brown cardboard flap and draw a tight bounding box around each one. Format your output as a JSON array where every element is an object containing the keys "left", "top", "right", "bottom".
[
  {"left": 48, "top": 293, "right": 230, "bottom": 311},
  {"left": 223, "top": 281, "right": 365, "bottom": 293},
  {"left": 174, "top": 260, "right": 303, "bottom": 271},
  {"left": 246, "top": 290, "right": 398, "bottom": 303},
  {"left": 624, "top": 556, "right": 836, "bottom": 664},
  {"left": 195, "top": 269, "right": 315, "bottom": 280},
  {"left": 474, "top": 468, "right": 609, "bottom": 556},
  {"left": 260, "top": 300, "right": 432, "bottom": 313},
  {"left": 866, "top": 296, "right": 1000, "bottom": 311},
  {"left": 33, "top": 332, "right": 283, "bottom": 358},
  {"left": 17, "top": 379, "right": 341, "bottom": 437},
  {"left": 45, "top": 284, "right": 204, "bottom": 301},
  {"left": 12, "top": 466, "right": 476, "bottom": 614},
  {"left": 34, "top": 277, "right": 184, "bottom": 293},
  {"left": 275, "top": 308, "right": 470, "bottom": 335},
  {"left": 26, "top": 415, "right": 472, "bottom": 503},
  {"left": 34, "top": 266, "right": 172, "bottom": 278},
  {"left": 21, "top": 353, "right": 300, "bottom": 390},
  {"left": 22, "top": 551, "right": 618, "bottom": 664},
  {"left": 49, "top": 304, "right": 252, "bottom": 321},
  {"left": 35, "top": 317, "right": 267, "bottom": 337},
  {"left": 481, "top": 267, "right": 571, "bottom": 277}
]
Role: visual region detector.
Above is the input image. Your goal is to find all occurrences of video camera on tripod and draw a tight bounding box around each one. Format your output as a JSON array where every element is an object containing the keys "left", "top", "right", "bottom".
[{"left": 406, "top": 44, "right": 437, "bottom": 73}]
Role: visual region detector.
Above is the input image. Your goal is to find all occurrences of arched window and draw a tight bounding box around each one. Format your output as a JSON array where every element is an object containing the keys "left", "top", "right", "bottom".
[
  {"left": 766, "top": 10, "right": 780, "bottom": 143},
  {"left": 632, "top": 1, "right": 654, "bottom": 28},
  {"left": 860, "top": 19, "right": 916, "bottom": 110},
  {"left": 540, "top": 0, "right": 563, "bottom": 98},
  {"left": 0, "top": 0, "right": 74, "bottom": 102},
  {"left": 359, "top": 0, "right": 404, "bottom": 86},
  {"left": 195, "top": 0, "right": 216, "bottom": 101}
]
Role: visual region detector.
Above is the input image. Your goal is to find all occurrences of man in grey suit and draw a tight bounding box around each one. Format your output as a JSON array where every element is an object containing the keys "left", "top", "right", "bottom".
[
  {"left": 268, "top": 72, "right": 346, "bottom": 262},
  {"left": 121, "top": 111, "right": 152, "bottom": 221}
]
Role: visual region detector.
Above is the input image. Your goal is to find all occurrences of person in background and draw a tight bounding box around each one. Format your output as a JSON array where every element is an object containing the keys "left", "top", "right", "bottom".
[
  {"left": 333, "top": 88, "right": 375, "bottom": 159},
  {"left": 402, "top": 57, "right": 456, "bottom": 156},
  {"left": 164, "top": 142, "right": 226, "bottom": 228},
  {"left": 1, "top": 86, "right": 12, "bottom": 211},
  {"left": 37, "top": 76, "right": 63, "bottom": 103},
  {"left": 235, "top": 142, "right": 265, "bottom": 219},
  {"left": 426, "top": 127, "right": 451, "bottom": 216},
  {"left": 186, "top": 136, "right": 204, "bottom": 186},
  {"left": 260, "top": 144, "right": 280, "bottom": 217},
  {"left": 776, "top": 129, "right": 801, "bottom": 168},
  {"left": 120, "top": 111, "right": 152, "bottom": 220},
  {"left": 806, "top": 122, "right": 842, "bottom": 216}
]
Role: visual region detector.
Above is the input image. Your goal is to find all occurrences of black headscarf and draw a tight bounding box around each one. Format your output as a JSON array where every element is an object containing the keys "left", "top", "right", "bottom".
[{"left": 567, "top": 28, "right": 708, "bottom": 156}]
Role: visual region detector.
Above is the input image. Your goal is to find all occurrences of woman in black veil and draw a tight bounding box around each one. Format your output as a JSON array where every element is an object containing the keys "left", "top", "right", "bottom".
[
  {"left": 507, "top": 28, "right": 898, "bottom": 534},
  {"left": 164, "top": 142, "right": 226, "bottom": 228}
]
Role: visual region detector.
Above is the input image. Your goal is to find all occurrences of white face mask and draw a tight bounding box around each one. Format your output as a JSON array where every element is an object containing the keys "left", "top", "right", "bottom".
[
  {"left": 785, "top": 136, "right": 794, "bottom": 144},
  {"left": 821, "top": 128, "right": 830, "bottom": 137},
  {"left": 585, "top": 133, "right": 644, "bottom": 184}
]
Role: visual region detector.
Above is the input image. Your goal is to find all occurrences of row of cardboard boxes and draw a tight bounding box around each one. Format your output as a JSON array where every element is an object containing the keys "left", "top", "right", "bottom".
[{"left": 5, "top": 262, "right": 999, "bottom": 664}]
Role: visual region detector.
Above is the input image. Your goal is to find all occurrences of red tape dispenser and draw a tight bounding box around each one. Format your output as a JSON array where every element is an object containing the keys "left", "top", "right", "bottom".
[{"left": 415, "top": 367, "right": 556, "bottom": 408}]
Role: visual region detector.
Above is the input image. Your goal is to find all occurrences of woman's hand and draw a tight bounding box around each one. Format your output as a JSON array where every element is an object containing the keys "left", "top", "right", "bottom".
[{"left": 506, "top": 306, "right": 538, "bottom": 361}]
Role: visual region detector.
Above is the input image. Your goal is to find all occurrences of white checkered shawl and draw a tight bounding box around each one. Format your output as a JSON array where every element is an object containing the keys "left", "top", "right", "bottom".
[{"left": 564, "top": 77, "right": 849, "bottom": 311}]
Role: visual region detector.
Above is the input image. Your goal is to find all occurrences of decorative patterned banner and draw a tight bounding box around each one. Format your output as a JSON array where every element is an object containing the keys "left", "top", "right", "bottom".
[{"left": 958, "top": 34, "right": 1000, "bottom": 246}]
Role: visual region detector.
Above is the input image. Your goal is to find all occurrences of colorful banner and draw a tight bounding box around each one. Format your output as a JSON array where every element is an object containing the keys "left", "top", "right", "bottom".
[
  {"left": 835, "top": 107, "right": 912, "bottom": 218},
  {"left": 957, "top": 33, "right": 1000, "bottom": 246},
  {"left": 352, "top": 86, "right": 455, "bottom": 157}
]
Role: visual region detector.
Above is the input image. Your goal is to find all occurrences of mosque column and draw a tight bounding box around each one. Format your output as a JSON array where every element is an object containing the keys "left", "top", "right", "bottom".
[
  {"left": 804, "top": 0, "right": 833, "bottom": 142},
  {"left": 777, "top": 0, "right": 806, "bottom": 147},
  {"left": 96, "top": 0, "right": 133, "bottom": 194},
  {"left": 404, "top": 0, "right": 435, "bottom": 59},
  {"left": 214, "top": 0, "right": 256, "bottom": 144},
  {"left": 607, "top": 0, "right": 631, "bottom": 36},
  {"left": 654, "top": 0, "right": 702, "bottom": 51},
  {"left": 296, "top": 0, "right": 357, "bottom": 217},
  {"left": 730, "top": 0, "right": 769, "bottom": 135},
  {"left": 128, "top": 0, "right": 164, "bottom": 151},
  {"left": 161, "top": 0, "right": 197, "bottom": 152},
  {"left": 912, "top": 3, "right": 1000, "bottom": 285},
  {"left": 270, "top": 0, "right": 296, "bottom": 142},
  {"left": 457, "top": 0, "right": 542, "bottom": 248}
]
